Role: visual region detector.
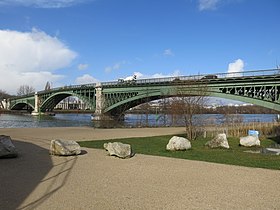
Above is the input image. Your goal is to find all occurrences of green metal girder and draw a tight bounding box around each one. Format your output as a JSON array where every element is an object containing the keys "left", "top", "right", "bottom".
[
  {"left": 103, "top": 85, "right": 208, "bottom": 113},
  {"left": 40, "top": 90, "right": 96, "bottom": 111},
  {"left": 10, "top": 96, "right": 35, "bottom": 110},
  {"left": 7, "top": 72, "right": 280, "bottom": 113}
]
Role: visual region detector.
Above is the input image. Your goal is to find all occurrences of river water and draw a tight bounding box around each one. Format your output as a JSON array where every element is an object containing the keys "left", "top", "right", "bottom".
[{"left": 0, "top": 113, "right": 278, "bottom": 128}]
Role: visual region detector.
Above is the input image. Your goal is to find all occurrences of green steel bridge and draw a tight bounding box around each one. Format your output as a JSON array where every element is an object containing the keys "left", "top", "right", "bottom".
[{"left": 3, "top": 69, "right": 280, "bottom": 120}]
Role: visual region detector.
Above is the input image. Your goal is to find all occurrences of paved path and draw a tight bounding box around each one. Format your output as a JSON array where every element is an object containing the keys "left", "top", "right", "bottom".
[{"left": 0, "top": 127, "right": 280, "bottom": 210}]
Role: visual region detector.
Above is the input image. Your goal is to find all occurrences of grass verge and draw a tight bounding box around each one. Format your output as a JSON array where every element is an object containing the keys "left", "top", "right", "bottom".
[{"left": 79, "top": 135, "right": 280, "bottom": 170}]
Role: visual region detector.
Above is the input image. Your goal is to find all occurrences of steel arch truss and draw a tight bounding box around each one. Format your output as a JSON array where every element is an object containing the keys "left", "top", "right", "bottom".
[
  {"left": 9, "top": 96, "right": 35, "bottom": 110},
  {"left": 212, "top": 82, "right": 280, "bottom": 111},
  {"left": 102, "top": 85, "right": 197, "bottom": 115},
  {"left": 39, "top": 90, "right": 96, "bottom": 112}
]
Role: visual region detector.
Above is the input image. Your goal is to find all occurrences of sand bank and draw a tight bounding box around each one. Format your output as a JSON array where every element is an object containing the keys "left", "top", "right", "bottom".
[{"left": 0, "top": 127, "right": 280, "bottom": 210}]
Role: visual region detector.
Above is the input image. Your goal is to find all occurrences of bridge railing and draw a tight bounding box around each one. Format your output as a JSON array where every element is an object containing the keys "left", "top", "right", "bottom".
[
  {"left": 215, "top": 68, "right": 280, "bottom": 79},
  {"left": 36, "top": 83, "right": 97, "bottom": 94},
  {"left": 8, "top": 93, "right": 36, "bottom": 100},
  {"left": 101, "top": 68, "right": 280, "bottom": 86}
]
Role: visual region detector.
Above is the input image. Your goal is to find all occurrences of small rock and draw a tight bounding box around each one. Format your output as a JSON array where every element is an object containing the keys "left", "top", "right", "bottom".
[
  {"left": 205, "top": 133, "right": 229, "bottom": 149},
  {"left": 50, "top": 139, "right": 81, "bottom": 156},
  {"left": 166, "top": 136, "right": 191, "bottom": 151},
  {"left": 104, "top": 142, "right": 134, "bottom": 158},
  {"left": 0, "top": 135, "right": 18, "bottom": 158}
]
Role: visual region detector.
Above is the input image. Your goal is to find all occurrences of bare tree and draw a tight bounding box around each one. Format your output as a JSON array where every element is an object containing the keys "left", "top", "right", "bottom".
[
  {"left": 158, "top": 98, "right": 170, "bottom": 126},
  {"left": 171, "top": 80, "right": 209, "bottom": 140},
  {"left": 0, "top": 89, "right": 10, "bottom": 99},
  {"left": 17, "top": 85, "right": 35, "bottom": 96}
]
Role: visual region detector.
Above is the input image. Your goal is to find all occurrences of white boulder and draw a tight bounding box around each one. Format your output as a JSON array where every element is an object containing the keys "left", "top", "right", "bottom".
[
  {"left": 104, "top": 142, "right": 134, "bottom": 158},
  {"left": 205, "top": 133, "right": 229, "bottom": 149},
  {"left": 166, "top": 136, "right": 191, "bottom": 151},
  {"left": 240, "top": 135, "right": 260, "bottom": 147},
  {"left": 50, "top": 139, "right": 81, "bottom": 156},
  {"left": 0, "top": 135, "right": 18, "bottom": 158}
]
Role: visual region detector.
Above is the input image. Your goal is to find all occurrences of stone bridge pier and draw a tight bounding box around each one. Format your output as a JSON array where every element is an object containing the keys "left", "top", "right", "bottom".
[
  {"left": 92, "top": 83, "right": 121, "bottom": 121},
  {"left": 31, "top": 92, "right": 40, "bottom": 116},
  {"left": 92, "top": 84, "right": 104, "bottom": 120}
]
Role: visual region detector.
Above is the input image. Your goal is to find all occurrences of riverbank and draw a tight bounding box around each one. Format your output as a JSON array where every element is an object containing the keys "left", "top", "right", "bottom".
[{"left": 1, "top": 127, "right": 280, "bottom": 209}]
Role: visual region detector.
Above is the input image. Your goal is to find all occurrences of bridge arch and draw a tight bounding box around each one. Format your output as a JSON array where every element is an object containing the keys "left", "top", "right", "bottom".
[
  {"left": 104, "top": 87, "right": 201, "bottom": 115},
  {"left": 10, "top": 102, "right": 35, "bottom": 111},
  {"left": 104, "top": 87, "right": 280, "bottom": 116},
  {"left": 40, "top": 91, "right": 94, "bottom": 112},
  {"left": 105, "top": 90, "right": 164, "bottom": 115}
]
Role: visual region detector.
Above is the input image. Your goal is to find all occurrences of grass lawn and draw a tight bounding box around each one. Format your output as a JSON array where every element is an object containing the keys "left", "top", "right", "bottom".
[{"left": 78, "top": 135, "right": 280, "bottom": 170}]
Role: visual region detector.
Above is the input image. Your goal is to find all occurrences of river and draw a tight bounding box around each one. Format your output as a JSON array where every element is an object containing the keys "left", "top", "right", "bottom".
[{"left": 0, "top": 113, "right": 278, "bottom": 128}]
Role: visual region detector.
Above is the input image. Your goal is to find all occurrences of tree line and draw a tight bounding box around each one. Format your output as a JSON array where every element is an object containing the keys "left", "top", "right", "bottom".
[{"left": 131, "top": 102, "right": 279, "bottom": 115}]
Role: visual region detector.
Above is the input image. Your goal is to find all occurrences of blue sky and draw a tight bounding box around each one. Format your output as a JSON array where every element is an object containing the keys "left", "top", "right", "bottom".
[{"left": 0, "top": 0, "right": 279, "bottom": 94}]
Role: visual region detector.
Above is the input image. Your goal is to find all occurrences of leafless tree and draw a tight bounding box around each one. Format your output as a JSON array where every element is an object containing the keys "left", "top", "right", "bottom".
[
  {"left": 157, "top": 98, "right": 170, "bottom": 126},
  {"left": 221, "top": 105, "right": 232, "bottom": 125},
  {"left": 17, "top": 85, "right": 35, "bottom": 96},
  {"left": 0, "top": 89, "right": 10, "bottom": 99},
  {"left": 170, "top": 80, "right": 209, "bottom": 140}
]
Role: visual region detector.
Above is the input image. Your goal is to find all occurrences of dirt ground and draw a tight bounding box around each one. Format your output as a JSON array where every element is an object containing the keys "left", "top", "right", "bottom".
[{"left": 0, "top": 127, "right": 280, "bottom": 210}]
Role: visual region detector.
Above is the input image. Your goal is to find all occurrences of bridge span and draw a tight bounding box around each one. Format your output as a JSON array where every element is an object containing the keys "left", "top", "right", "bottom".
[{"left": 3, "top": 69, "right": 280, "bottom": 120}]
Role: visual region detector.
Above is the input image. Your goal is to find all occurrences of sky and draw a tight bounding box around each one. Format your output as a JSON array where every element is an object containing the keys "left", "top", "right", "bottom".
[{"left": 0, "top": 0, "right": 279, "bottom": 94}]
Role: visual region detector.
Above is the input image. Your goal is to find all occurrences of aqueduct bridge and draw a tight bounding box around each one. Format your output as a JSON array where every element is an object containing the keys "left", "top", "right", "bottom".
[{"left": 4, "top": 69, "right": 280, "bottom": 120}]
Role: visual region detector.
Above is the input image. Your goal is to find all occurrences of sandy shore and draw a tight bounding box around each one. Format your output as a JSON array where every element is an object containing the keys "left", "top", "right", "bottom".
[{"left": 1, "top": 127, "right": 280, "bottom": 210}]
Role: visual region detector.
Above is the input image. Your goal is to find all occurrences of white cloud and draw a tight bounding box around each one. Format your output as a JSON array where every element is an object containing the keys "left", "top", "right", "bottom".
[
  {"left": 150, "top": 70, "right": 180, "bottom": 78},
  {"left": 198, "top": 0, "right": 220, "bottom": 11},
  {"left": 75, "top": 74, "right": 99, "bottom": 84},
  {"left": 78, "top": 63, "right": 88, "bottom": 70},
  {"left": 163, "top": 49, "right": 174, "bottom": 57},
  {"left": 105, "top": 61, "right": 126, "bottom": 73},
  {"left": 227, "top": 59, "right": 244, "bottom": 77},
  {"left": 133, "top": 70, "right": 181, "bottom": 79},
  {"left": 0, "top": 28, "right": 77, "bottom": 94},
  {"left": 0, "top": 0, "right": 93, "bottom": 8},
  {"left": 1, "top": 70, "right": 64, "bottom": 94}
]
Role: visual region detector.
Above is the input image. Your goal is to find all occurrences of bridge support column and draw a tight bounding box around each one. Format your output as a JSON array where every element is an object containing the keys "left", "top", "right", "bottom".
[
  {"left": 92, "top": 83, "right": 106, "bottom": 120},
  {"left": 31, "top": 92, "right": 40, "bottom": 116},
  {"left": 92, "top": 84, "right": 118, "bottom": 121}
]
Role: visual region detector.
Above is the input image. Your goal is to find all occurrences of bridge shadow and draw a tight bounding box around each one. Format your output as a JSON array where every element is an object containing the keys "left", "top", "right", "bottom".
[{"left": 0, "top": 139, "right": 78, "bottom": 210}]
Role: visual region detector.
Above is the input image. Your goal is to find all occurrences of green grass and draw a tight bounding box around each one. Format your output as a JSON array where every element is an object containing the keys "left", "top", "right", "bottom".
[{"left": 78, "top": 135, "right": 280, "bottom": 170}]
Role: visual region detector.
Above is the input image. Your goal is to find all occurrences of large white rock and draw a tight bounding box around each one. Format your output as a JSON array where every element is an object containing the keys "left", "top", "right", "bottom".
[
  {"left": 103, "top": 142, "right": 134, "bottom": 158},
  {"left": 240, "top": 135, "right": 260, "bottom": 147},
  {"left": 50, "top": 139, "right": 81, "bottom": 156},
  {"left": 0, "top": 135, "right": 18, "bottom": 158},
  {"left": 166, "top": 136, "right": 191, "bottom": 151},
  {"left": 205, "top": 133, "right": 229, "bottom": 149}
]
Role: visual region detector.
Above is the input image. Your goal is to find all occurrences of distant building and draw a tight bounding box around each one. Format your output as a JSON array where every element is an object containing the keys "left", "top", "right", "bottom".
[{"left": 55, "top": 96, "right": 90, "bottom": 110}]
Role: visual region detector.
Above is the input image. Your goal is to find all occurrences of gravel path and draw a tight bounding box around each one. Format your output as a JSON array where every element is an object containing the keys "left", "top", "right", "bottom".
[{"left": 0, "top": 127, "right": 280, "bottom": 210}]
